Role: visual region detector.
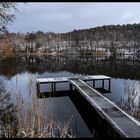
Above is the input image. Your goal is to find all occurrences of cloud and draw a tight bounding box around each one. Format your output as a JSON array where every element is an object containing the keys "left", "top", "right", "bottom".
[{"left": 7, "top": 2, "right": 140, "bottom": 33}]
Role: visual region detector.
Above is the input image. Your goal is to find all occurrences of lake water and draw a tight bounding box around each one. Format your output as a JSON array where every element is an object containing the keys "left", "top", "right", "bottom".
[{"left": 0, "top": 54, "right": 140, "bottom": 137}]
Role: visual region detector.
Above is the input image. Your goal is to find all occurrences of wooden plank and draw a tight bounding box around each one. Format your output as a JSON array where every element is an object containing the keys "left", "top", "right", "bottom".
[
  {"left": 37, "top": 77, "right": 70, "bottom": 83},
  {"left": 36, "top": 75, "right": 111, "bottom": 84},
  {"left": 69, "top": 79, "right": 140, "bottom": 138},
  {"left": 83, "top": 75, "right": 111, "bottom": 80}
]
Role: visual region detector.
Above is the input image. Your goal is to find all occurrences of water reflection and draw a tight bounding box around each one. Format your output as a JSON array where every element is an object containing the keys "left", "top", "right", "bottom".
[
  {"left": 0, "top": 54, "right": 140, "bottom": 137},
  {"left": 0, "top": 54, "right": 140, "bottom": 80}
]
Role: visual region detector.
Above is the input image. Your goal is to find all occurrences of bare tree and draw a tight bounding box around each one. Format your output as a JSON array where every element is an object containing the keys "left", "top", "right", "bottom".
[{"left": 0, "top": 2, "right": 18, "bottom": 33}]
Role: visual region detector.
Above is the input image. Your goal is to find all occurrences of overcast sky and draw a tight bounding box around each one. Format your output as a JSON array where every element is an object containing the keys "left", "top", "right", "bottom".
[{"left": 7, "top": 2, "right": 140, "bottom": 33}]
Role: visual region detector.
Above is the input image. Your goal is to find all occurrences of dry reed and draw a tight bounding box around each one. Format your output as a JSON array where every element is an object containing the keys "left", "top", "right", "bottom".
[{"left": 0, "top": 75, "right": 75, "bottom": 138}]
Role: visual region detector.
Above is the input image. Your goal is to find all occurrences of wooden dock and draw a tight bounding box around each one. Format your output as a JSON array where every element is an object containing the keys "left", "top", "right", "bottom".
[{"left": 36, "top": 75, "right": 140, "bottom": 138}]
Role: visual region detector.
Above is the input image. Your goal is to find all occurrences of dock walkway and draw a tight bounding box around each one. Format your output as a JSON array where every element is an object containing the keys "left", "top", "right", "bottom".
[{"left": 69, "top": 79, "right": 140, "bottom": 138}]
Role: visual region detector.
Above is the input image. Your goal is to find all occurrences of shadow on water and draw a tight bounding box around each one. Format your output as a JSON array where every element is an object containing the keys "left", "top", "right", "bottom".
[
  {"left": 69, "top": 90, "right": 120, "bottom": 138},
  {"left": 37, "top": 88, "right": 110, "bottom": 99}
]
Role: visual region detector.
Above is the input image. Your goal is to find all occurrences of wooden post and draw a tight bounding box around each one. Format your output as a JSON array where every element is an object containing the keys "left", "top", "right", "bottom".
[
  {"left": 36, "top": 82, "right": 40, "bottom": 98},
  {"left": 102, "top": 80, "right": 104, "bottom": 89},
  {"left": 109, "top": 79, "right": 111, "bottom": 92},
  {"left": 70, "top": 83, "right": 72, "bottom": 92},
  {"left": 51, "top": 82, "right": 53, "bottom": 93},
  {"left": 93, "top": 80, "right": 95, "bottom": 88},
  {"left": 54, "top": 82, "right": 56, "bottom": 93}
]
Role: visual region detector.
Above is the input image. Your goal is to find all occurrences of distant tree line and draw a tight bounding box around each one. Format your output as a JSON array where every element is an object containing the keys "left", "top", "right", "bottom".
[
  {"left": 1, "top": 23, "right": 140, "bottom": 55},
  {"left": 61, "top": 24, "right": 140, "bottom": 42}
]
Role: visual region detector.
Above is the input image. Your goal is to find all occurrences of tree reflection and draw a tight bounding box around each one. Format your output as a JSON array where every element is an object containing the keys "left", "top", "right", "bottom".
[{"left": 0, "top": 54, "right": 140, "bottom": 80}]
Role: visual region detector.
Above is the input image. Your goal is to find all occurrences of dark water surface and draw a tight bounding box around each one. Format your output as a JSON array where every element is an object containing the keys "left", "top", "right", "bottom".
[{"left": 0, "top": 54, "right": 140, "bottom": 137}]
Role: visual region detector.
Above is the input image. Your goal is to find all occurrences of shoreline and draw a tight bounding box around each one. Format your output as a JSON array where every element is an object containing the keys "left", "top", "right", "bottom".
[{"left": 0, "top": 51, "right": 110, "bottom": 58}]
